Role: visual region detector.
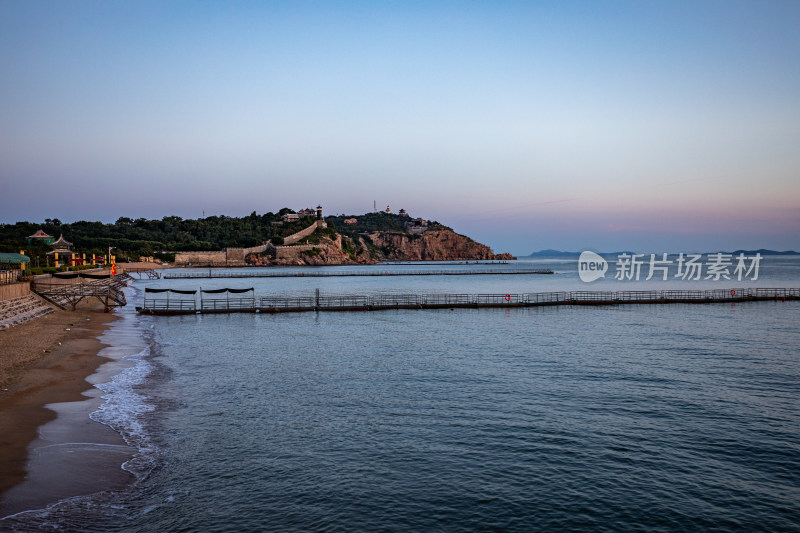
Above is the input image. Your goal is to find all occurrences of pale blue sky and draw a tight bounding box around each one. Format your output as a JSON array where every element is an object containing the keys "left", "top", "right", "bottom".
[{"left": 1, "top": 1, "right": 799, "bottom": 254}]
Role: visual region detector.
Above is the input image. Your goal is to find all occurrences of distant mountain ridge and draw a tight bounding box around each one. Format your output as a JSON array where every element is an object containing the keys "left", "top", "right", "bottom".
[
  {"left": 527, "top": 249, "right": 800, "bottom": 257},
  {"left": 728, "top": 249, "right": 800, "bottom": 256},
  {"left": 527, "top": 249, "right": 580, "bottom": 257}
]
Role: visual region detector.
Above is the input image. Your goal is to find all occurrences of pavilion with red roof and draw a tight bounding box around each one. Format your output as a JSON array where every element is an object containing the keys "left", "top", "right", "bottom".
[{"left": 26, "top": 229, "right": 55, "bottom": 244}]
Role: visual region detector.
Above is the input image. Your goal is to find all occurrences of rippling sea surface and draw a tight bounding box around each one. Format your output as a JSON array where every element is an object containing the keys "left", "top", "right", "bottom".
[{"left": 3, "top": 258, "right": 800, "bottom": 532}]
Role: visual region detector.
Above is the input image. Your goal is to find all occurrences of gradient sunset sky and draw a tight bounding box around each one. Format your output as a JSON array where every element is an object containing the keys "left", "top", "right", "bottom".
[{"left": 1, "top": 1, "right": 799, "bottom": 254}]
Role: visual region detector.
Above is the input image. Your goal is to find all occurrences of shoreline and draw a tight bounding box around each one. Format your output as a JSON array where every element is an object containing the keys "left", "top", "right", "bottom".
[{"left": 0, "top": 301, "right": 124, "bottom": 517}]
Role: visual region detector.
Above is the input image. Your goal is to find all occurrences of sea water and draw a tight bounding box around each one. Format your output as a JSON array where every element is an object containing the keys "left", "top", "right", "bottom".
[{"left": 2, "top": 258, "right": 800, "bottom": 532}]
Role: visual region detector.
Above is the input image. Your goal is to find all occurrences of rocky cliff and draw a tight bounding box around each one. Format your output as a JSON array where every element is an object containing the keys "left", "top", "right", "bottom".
[
  {"left": 245, "top": 227, "right": 512, "bottom": 266},
  {"left": 365, "top": 229, "right": 512, "bottom": 261}
]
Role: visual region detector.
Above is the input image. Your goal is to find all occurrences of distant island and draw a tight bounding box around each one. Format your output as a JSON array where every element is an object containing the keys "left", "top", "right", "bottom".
[
  {"left": 527, "top": 249, "right": 800, "bottom": 257},
  {"left": 0, "top": 208, "right": 512, "bottom": 271}
]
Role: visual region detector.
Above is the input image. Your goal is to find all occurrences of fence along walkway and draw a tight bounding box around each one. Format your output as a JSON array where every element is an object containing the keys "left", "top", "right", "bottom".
[
  {"left": 124, "top": 267, "right": 162, "bottom": 279},
  {"left": 164, "top": 268, "right": 553, "bottom": 279},
  {"left": 137, "top": 287, "right": 800, "bottom": 315}
]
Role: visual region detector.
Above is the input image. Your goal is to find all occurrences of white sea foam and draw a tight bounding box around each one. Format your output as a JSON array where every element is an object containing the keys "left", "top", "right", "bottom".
[
  {"left": 89, "top": 285, "right": 159, "bottom": 479},
  {"left": 90, "top": 344, "right": 156, "bottom": 477}
]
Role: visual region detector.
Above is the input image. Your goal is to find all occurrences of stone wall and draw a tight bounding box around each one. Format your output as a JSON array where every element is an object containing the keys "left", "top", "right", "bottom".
[
  {"left": 273, "top": 244, "right": 317, "bottom": 259},
  {"left": 225, "top": 248, "right": 245, "bottom": 264},
  {"left": 173, "top": 220, "right": 325, "bottom": 266},
  {"left": 0, "top": 282, "right": 30, "bottom": 302},
  {"left": 173, "top": 240, "right": 273, "bottom": 266},
  {"left": 173, "top": 250, "right": 228, "bottom": 267},
  {"left": 283, "top": 220, "right": 327, "bottom": 245},
  {"left": 242, "top": 242, "right": 271, "bottom": 255}
]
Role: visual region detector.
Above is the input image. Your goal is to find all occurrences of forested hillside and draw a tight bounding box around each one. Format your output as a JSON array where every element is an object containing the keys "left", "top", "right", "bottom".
[
  {"left": 0, "top": 210, "right": 315, "bottom": 265},
  {"left": 0, "top": 210, "right": 503, "bottom": 268},
  {"left": 324, "top": 212, "right": 448, "bottom": 236}
]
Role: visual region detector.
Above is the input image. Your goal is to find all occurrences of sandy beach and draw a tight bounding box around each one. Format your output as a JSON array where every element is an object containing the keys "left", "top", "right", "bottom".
[{"left": 0, "top": 300, "right": 123, "bottom": 516}]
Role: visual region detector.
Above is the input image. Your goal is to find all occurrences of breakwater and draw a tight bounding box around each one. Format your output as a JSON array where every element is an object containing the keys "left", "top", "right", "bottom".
[
  {"left": 164, "top": 268, "right": 554, "bottom": 279},
  {"left": 138, "top": 287, "right": 799, "bottom": 315}
]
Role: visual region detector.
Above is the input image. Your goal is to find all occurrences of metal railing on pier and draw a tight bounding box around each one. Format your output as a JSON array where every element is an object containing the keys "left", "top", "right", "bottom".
[
  {"left": 202, "top": 297, "right": 257, "bottom": 312},
  {"left": 142, "top": 298, "right": 197, "bottom": 313},
  {"left": 123, "top": 267, "right": 162, "bottom": 279},
  {"left": 137, "top": 287, "right": 800, "bottom": 315}
]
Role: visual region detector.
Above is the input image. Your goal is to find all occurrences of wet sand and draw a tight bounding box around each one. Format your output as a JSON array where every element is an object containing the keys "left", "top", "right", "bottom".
[{"left": 0, "top": 301, "right": 128, "bottom": 517}]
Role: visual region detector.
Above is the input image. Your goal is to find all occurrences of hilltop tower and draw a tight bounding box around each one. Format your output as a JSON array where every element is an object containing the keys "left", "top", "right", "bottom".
[{"left": 316, "top": 205, "right": 322, "bottom": 220}]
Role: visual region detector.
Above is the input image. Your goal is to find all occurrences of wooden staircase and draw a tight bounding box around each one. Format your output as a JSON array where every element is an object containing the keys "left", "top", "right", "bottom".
[{"left": 32, "top": 273, "right": 132, "bottom": 312}]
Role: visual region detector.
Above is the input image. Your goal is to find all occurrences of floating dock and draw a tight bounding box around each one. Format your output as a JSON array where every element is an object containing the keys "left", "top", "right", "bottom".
[
  {"left": 163, "top": 268, "right": 554, "bottom": 279},
  {"left": 137, "top": 288, "right": 799, "bottom": 316}
]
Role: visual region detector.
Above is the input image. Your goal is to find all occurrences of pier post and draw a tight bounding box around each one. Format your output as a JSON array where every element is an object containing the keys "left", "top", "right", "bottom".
[{"left": 315, "top": 288, "right": 320, "bottom": 310}]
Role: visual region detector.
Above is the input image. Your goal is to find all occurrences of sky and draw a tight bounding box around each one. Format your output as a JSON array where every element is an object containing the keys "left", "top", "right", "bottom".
[{"left": 1, "top": 1, "right": 799, "bottom": 255}]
